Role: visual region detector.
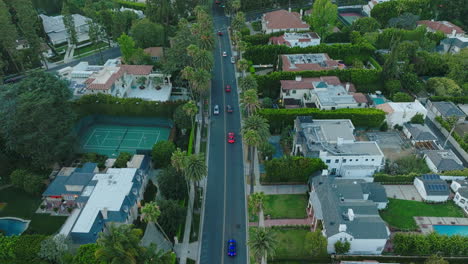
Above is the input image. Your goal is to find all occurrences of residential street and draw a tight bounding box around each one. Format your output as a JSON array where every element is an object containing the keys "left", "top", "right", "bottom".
[{"left": 198, "top": 5, "right": 247, "bottom": 264}]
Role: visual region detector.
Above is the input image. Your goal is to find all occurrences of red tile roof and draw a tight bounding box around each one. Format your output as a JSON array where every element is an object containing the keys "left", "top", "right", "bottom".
[
  {"left": 376, "top": 103, "right": 394, "bottom": 114},
  {"left": 269, "top": 36, "right": 291, "bottom": 46},
  {"left": 263, "top": 10, "right": 309, "bottom": 30},
  {"left": 352, "top": 93, "right": 368, "bottom": 103},
  {"left": 417, "top": 20, "right": 465, "bottom": 35},
  {"left": 86, "top": 64, "right": 153, "bottom": 90},
  {"left": 281, "top": 76, "right": 345, "bottom": 90}
]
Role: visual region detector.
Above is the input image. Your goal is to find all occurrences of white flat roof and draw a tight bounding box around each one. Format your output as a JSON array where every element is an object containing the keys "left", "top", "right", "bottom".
[{"left": 72, "top": 168, "right": 137, "bottom": 233}]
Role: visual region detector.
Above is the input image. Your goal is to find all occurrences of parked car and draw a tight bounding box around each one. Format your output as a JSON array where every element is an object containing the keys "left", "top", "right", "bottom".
[{"left": 230, "top": 56, "right": 235, "bottom": 63}]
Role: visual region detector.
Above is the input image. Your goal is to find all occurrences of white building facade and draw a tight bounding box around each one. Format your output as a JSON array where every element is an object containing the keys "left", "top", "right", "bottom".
[{"left": 376, "top": 100, "right": 427, "bottom": 127}]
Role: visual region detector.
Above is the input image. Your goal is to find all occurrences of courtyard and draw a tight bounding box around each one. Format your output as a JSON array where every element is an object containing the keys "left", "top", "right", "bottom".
[{"left": 366, "top": 131, "right": 413, "bottom": 161}]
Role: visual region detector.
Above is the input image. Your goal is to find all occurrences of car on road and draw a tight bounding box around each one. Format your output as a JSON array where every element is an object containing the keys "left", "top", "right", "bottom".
[
  {"left": 227, "top": 132, "right": 235, "bottom": 144},
  {"left": 215, "top": 0, "right": 221, "bottom": 4},
  {"left": 213, "top": 105, "right": 220, "bottom": 115},
  {"left": 222, "top": 51, "right": 227, "bottom": 57},
  {"left": 227, "top": 239, "right": 237, "bottom": 256},
  {"left": 225, "top": 85, "right": 231, "bottom": 92},
  {"left": 226, "top": 105, "right": 233, "bottom": 113},
  {"left": 231, "top": 56, "right": 235, "bottom": 63},
  {"left": 217, "top": 31, "right": 223, "bottom": 36}
]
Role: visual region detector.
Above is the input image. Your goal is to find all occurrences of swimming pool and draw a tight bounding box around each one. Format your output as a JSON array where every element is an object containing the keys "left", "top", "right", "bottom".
[
  {"left": 433, "top": 225, "right": 468, "bottom": 236},
  {"left": 372, "top": 97, "right": 385, "bottom": 105},
  {"left": 0, "top": 217, "right": 30, "bottom": 236}
]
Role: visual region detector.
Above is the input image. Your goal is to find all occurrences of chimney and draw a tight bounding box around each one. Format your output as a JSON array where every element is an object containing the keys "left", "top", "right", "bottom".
[
  {"left": 295, "top": 75, "right": 302, "bottom": 82},
  {"left": 348, "top": 208, "right": 355, "bottom": 221},
  {"left": 339, "top": 224, "right": 347, "bottom": 232},
  {"left": 288, "top": 7, "right": 291, "bottom": 12},
  {"left": 300, "top": 9, "right": 303, "bottom": 19},
  {"left": 452, "top": 29, "right": 456, "bottom": 37},
  {"left": 101, "top": 207, "right": 108, "bottom": 219},
  {"left": 345, "top": 83, "right": 350, "bottom": 92}
]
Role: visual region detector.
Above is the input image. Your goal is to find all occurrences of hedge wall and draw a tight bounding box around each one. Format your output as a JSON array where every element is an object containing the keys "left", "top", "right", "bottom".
[
  {"left": 435, "top": 116, "right": 468, "bottom": 152},
  {"left": 244, "top": 43, "right": 376, "bottom": 65},
  {"left": 430, "top": 96, "right": 468, "bottom": 104},
  {"left": 394, "top": 232, "right": 468, "bottom": 256},
  {"left": 242, "top": 31, "right": 286, "bottom": 46},
  {"left": 262, "top": 156, "right": 327, "bottom": 183},
  {"left": 373, "top": 173, "right": 419, "bottom": 183},
  {"left": 115, "top": 0, "right": 146, "bottom": 10},
  {"left": 259, "top": 108, "right": 385, "bottom": 133},
  {"left": 254, "top": 68, "right": 381, "bottom": 98},
  {"left": 72, "top": 94, "right": 185, "bottom": 118}
]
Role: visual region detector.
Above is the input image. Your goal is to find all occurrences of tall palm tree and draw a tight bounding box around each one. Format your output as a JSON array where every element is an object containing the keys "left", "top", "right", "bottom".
[
  {"left": 244, "top": 115, "right": 270, "bottom": 140},
  {"left": 237, "top": 58, "right": 250, "bottom": 77},
  {"left": 182, "top": 100, "right": 198, "bottom": 131},
  {"left": 239, "top": 75, "right": 258, "bottom": 91},
  {"left": 248, "top": 192, "right": 265, "bottom": 225},
  {"left": 141, "top": 201, "right": 161, "bottom": 223},
  {"left": 243, "top": 129, "right": 262, "bottom": 194},
  {"left": 249, "top": 227, "right": 278, "bottom": 264},
  {"left": 237, "top": 40, "right": 247, "bottom": 60},
  {"left": 142, "top": 243, "right": 170, "bottom": 264},
  {"left": 241, "top": 89, "right": 261, "bottom": 116},
  {"left": 95, "top": 224, "right": 144, "bottom": 264},
  {"left": 171, "top": 148, "right": 188, "bottom": 172},
  {"left": 184, "top": 153, "right": 207, "bottom": 189},
  {"left": 187, "top": 44, "right": 214, "bottom": 71}
]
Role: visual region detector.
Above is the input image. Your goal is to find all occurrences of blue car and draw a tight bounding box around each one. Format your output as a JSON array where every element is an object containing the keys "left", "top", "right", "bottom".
[{"left": 227, "top": 239, "right": 237, "bottom": 256}]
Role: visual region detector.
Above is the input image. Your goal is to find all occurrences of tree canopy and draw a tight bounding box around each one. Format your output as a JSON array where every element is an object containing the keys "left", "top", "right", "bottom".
[{"left": 309, "top": 0, "right": 338, "bottom": 39}]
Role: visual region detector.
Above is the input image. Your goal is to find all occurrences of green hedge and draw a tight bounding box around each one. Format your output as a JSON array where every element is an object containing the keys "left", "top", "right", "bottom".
[
  {"left": 114, "top": 0, "right": 146, "bottom": 10},
  {"left": 430, "top": 96, "right": 468, "bottom": 104},
  {"left": 394, "top": 232, "right": 468, "bottom": 256},
  {"left": 188, "top": 126, "right": 195, "bottom": 154},
  {"left": 263, "top": 156, "right": 327, "bottom": 183},
  {"left": 368, "top": 56, "right": 382, "bottom": 70},
  {"left": 259, "top": 107, "right": 385, "bottom": 133},
  {"left": 72, "top": 94, "right": 185, "bottom": 118},
  {"left": 373, "top": 172, "right": 419, "bottom": 183},
  {"left": 242, "top": 31, "right": 286, "bottom": 46},
  {"left": 244, "top": 43, "right": 376, "bottom": 65},
  {"left": 441, "top": 169, "right": 468, "bottom": 177},
  {"left": 435, "top": 116, "right": 468, "bottom": 152},
  {"left": 254, "top": 68, "right": 381, "bottom": 98}
]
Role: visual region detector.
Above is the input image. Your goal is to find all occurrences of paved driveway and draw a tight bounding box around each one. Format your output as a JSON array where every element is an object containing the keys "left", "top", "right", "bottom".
[{"left": 384, "top": 185, "right": 422, "bottom": 201}]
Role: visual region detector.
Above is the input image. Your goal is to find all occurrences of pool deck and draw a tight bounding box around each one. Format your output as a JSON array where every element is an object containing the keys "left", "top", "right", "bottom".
[{"left": 414, "top": 216, "right": 468, "bottom": 234}]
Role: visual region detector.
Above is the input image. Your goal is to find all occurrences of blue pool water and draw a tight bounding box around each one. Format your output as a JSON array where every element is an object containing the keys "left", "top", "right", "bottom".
[
  {"left": 0, "top": 218, "right": 29, "bottom": 236},
  {"left": 433, "top": 225, "right": 468, "bottom": 236},
  {"left": 372, "top": 97, "right": 385, "bottom": 105}
]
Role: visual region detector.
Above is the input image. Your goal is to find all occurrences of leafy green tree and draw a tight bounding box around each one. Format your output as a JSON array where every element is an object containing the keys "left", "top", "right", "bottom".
[
  {"left": 427, "top": 77, "right": 463, "bottom": 97},
  {"left": 392, "top": 92, "right": 413, "bottom": 102},
  {"left": 351, "top": 17, "right": 381, "bottom": 33},
  {"left": 118, "top": 33, "right": 137, "bottom": 63},
  {"left": 157, "top": 166, "right": 188, "bottom": 201},
  {"left": 304, "top": 230, "right": 327, "bottom": 256},
  {"left": 163, "top": 19, "right": 194, "bottom": 73},
  {"left": 388, "top": 13, "right": 419, "bottom": 30},
  {"left": 151, "top": 141, "right": 176, "bottom": 169},
  {"left": 249, "top": 227, "right": 278, "bottom": 264},
  {"left": 231, "top": 11, "right": 246, "bottom": 32},
  {"left": 445, "top": 48, "right": 468, "bottom": 86},
  {"left": 0, "top": 73, "right": 75, "bottom": 167},
  {"left": 411, "top": 113, "right": 425, "bottom": 124},
  {"left": 261, "top": 97, "right": 273, "bottom": 109},
  {"left": 157, "top": 199, "right": 185, "bottom": 241},
  {"left": 146, "top": 0, "right": 172, "bottom": 26},
  {"left": 87, "top": 19, "right": 104, "bottom": 63},
  {"left": 72, "top": 243, "right": 100, "bottom": 264},
  {"left": 370, "top": 1, "right": 400, "bottom": 26},
  {"left": 258, "top": 141, "right": 275, "bottom": 160},
  {"left": 239, "top": 75, "right": 258, "bottom": 91},
  {"left": 130, "top": 19, "right": 165, "bottom": 49},
  {"left": 112, "top": 10, "right": 139, "bottom": 40},
  {"left": 334, "top": 240, "right": 351, "bottom": 254},
  {"left": 96, "top": 224, "right": 144, "bottom": 264},
  {"left": 38, "top": 234, "right": 70, "bottom": 264},
  {"left": 113, "top": 152, "right": 132, "bottom": 168},
  {"left": 0, "top": 0, "right": 21, "bottom": 73},
  {"left": 173, "top": 105, "right": 192, "bottom": 130},
  {"left": 241, "top": 89, "right": 261, "bottom": 116},
  {"left": 9, "top": 169, "right": 44, "bottom": 195},
  {"left": 309, "top": 0, "right": 338, "bottom": 39}
]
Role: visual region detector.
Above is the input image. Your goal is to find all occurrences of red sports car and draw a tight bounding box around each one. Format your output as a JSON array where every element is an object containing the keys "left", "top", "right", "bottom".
[
  {"left": 227, "top": 132, "right": 235, "bottom": 144},
  {"left": 225, "top": 85, "right": 231, "bottom": 92}
]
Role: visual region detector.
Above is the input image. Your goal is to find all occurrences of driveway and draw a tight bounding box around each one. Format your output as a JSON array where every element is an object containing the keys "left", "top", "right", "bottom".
[{"left": 383, "top": 185, "right": 422, "bottom": 201}]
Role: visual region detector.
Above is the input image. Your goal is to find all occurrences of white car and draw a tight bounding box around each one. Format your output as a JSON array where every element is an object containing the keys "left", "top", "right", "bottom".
[
  {"left": 222, "top": 51, "right": 227, "bottom": 57},
  {"left": 231, "top": 57, "right": 235, "bottom": 63},
  {"left": 213, "top": 105, "right": 220, "bottom": 115}
]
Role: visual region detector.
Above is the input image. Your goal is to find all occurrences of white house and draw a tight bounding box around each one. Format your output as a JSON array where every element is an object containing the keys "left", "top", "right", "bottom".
[
  {"left": 413, "top": 174, "right": 450, "bottom": 202},
  {"left": 58, "top": 59, "right": 172, "bottom": 101},
  {"left": 308, "top": 175, "right": 390, "bottom": 255},
  {"left": 402, "top": 123, "right": 438, "bottom": 147},
  {"left": 423, "top": 149, "right": 464, "bottom": 173},
  {"left": 453, "top": 187, "right": 468, "bottom": 214},
  {"left": 426, "top": 101, "right": 466, "bottom": 122},
  {"left": 269, "top": 32, "right": 321, "bottom": 47},
  {"left": 376, "top": 100, "right": 427, "bottom": 127},
  {"left": 450, "top": 179, "right": 468, "bottom": 192},
  {"left": 39, "top": 14, "right": 92, "bottom": 46},
  {"left": 262, "top": 9, "right": 309, "bottom": 34},
  {"left": 417, "top": 20, "right": 466, "bottom": 37},
  {"left": 438, "top": 36, "right": 468, "bottom": 54},
  {"left": 280, "top": 53, "right": 342, "bottom": 72},
  {"left": 292, "top": 117, "right": 384, "bottom": 179}
]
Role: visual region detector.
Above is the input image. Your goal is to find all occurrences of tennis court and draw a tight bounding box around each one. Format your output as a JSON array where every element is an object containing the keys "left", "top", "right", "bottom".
[{"left": 79, "top": 124, "right": 170, "bottom": 157}]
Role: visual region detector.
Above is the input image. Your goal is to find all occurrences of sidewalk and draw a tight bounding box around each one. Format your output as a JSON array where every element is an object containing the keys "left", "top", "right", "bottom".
[{"left": 249, "top": 217, "right": 312, "bottom": 227}]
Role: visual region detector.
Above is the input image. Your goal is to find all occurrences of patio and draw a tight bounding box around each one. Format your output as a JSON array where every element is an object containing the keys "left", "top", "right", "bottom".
[
  {"left": 126, "top": 82, "right": 172, "bottom": 101},
  {"left": 415, "top": 217, "right": 468, "bottom": 234},
  {"left": 384, "top": 185, "right": 423, "bottom": 201}
]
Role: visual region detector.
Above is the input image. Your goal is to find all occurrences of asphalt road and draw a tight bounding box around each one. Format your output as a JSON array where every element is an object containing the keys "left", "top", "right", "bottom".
[{"left": 199, "top": 4, "right": 248, "bottom": 264}]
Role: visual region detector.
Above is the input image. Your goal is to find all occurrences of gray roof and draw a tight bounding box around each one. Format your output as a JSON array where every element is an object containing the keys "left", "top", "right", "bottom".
[
  {"left": 432, "top": 101, "right": 466, "bottom": 118},
  {"left": 457, "top": 187, "right": 468, "bottom": 198},
  {"left": 441, "top": 37, "right": 468, "bottom": 49},
  {"left": 403, "top": 123, "right": 437, "bottom": 141},
  {"left": 42, "top": 163, "right": 97, "bottom": 197},
  {"left": 365, "top": 182, "right": 389, "bottom": 203},
  {"left": 310, "top": 176, "right": 389, "bottom": 239},
  {"left": 417, "top": 174, "right": 450, "bottom": 196},
  {"left": 423, "top": 150, "right": 464, "bottom": 171}
]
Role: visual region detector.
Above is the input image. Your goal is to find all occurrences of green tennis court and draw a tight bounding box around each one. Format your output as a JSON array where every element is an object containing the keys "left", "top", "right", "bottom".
[{"left": 79, "top": 124, "right": 170, "bottom": 157}]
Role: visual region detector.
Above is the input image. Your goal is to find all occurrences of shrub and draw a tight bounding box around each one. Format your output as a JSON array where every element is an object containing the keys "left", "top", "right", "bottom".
[
  {"left": 429, "top": 96, "right": 468, "bottom": 104},
  {"left": 373, "top": 172, "right": 419, "bottom": 183},
  {"left": 263, "top": 156, "right": 327, "bottom": 183},
  {"left": 379, "top": 122, "right": 388, "bottom": 131},
  {"left": 393, "top": 232, "right": 468, "bottom": 256},
  {"left": 258, "top": 141, "right": 276, "bottom": 160},
  {"left": 410, "top": 113, "right": 425, "bottom": 124},
  {"left": 259, "top": 108, "right": 385, "bottom": 133},
  {"left": 251, "top": 21, "right": 262, "bottom": 31},
  {"left": 392, "top": 92, "right": 413, "bottom": 102},
  {"left": 72, "top": 94, "right": 184, "bottom": 118},
  {"left": 157, "top": 166, "right": 188, "bottom": 201},
  {"left": 261, "top": 97, "right": 273, "bottom": 108},
  {"left": 240, "top": 26, "right": 251, "bottom": 36},
  {"left": 242, "top": 31, "right": 285, "bottom": 46},
  {"left": 441, "top": 169, "right": 468, "bottom": 177},
  {"left": 187, "top": 127, "right": 195, "bottom": 154},
  {"left": 81, "top": 152, "right": 107, "bottom": 170},
  {"left": 384, "top": 155, "right": 430, "bottom": 175},
  {"left": 115, "top": 0, "right": 146, "bottom": 11},
  {"left": 384, "top": 79, "right": 402, "bottom": 95},
  {"left": 113, "top": 152, "right": 132, "bottom": 168},
  {"left": 151, "top": 140, "right": 176, "bottom": 169},
  {"left": 143, "top": 179, "right": 157, "bottom": 203},
  {"left": 334, "top": 241, "right": 351, "bottom": 254},
  {"left": 9, "top": 169, "right": 44, "bottom": 195},
  {"left": 0, "top": 234, "right": 48, "bottom": 263}
]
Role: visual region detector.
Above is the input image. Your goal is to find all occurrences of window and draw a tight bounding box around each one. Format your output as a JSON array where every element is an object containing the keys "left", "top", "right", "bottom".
[
  {"left": 335, "top": 159, "right": 339, "bottom": 163},
  {"left": 461, "top": 199, "right": 466, "bottom": 204},
  {"left": 326, "top": 159, "right": 331, "bottom": 164},
  {"left": 365, "top": 159, "right": 369, "bottom": 161},
  {"left": 343, "top": 159, "right": 346, "bottom": 163},
  {"left": 292, "top": 90, "right": 296, "bottom": 94},
  {"left": 371, "top": 159, "right": 374, "bottom": 161}
]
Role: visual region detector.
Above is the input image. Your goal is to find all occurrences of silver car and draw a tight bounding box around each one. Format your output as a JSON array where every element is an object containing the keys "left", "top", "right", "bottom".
[
  {"left": 231, "top": 56, "right": 235, "bottom": 63},
  {"left": 214, "top": 105, "right": 220, "bottom": 115}
]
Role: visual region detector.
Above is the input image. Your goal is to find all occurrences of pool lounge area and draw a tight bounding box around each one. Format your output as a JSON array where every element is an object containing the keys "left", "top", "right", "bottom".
[
  {"left": 0, "top": 217, "right": 30, "bottom": 236},
  {"left": 415, "top": 217, "right": 468, "bottom": 236}
]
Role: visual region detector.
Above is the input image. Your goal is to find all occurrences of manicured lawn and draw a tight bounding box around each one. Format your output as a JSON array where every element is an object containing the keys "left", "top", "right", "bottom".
[
  {"left": 263, "top": 194, "right": 308, "bottom": 219},
  {"left": 379, "top": 198, "right": 465, "bottom": 230},
  {"left": 0, "top": 187, "right": 66, "bottom": 235}
]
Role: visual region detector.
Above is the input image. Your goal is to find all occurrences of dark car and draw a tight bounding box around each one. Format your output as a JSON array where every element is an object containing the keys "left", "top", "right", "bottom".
[
  {"left": 225, "top": 85, "right": 231, "bottom": 92},
  {"left": 227, "top": 132, "right": 235, "bottom": 144},
  {"left": 217, "top": 31, "right": 223, "bottom": 36},
  {"left": 226, "top": 105, "right": 233, "bottom": 113},
  {"left": 227, "top": 239, "right": 237, "bottom": 256},
  {"left": 215, "top": 0, "right": 221, "bottom": 4}
]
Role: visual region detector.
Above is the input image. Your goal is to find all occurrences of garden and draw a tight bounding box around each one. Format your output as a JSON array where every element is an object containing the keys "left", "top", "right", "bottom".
[
  {"left": 379, "top": 198, "right": 465, "bottom": 230},
  {"left": 249, "top": 194, "right": 308, "bottom": 221}
]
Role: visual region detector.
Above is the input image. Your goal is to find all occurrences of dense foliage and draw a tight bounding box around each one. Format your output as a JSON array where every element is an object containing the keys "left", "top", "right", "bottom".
[
  {"left": 0, "top": 234, "right": 48, "bottom": 264},
  {"left": 259, "top": 108, "right": 385, "bottom": 133},
  {"left": 113, "top": 152, "right": 132, "bottom": 168},
  {"left": 429, "top": 96, "right": 468, "bottom": 104},
  {"left": 373, "top": 172, "right": 419, "bottom": 183},
  {"left": 263, "top": 156, "right": 327, "bottom": 183},
  {"left": 152, "top": 140, "right": 176, "bottom": 169},
  {"left": 10, "top": 169, "right": 44, "bottom": 195},
  {"left": 143, "top": 179, "right": 158, "bottom": 203},
  {"left": 157, "top": 199, "right": 186, "bottom": 241},
  {"left": 73, "top": 94, "right": 184, "bottom": 118},
  {"left": 394, "top": 232, "right": 468, "bottom": 256},
  {"left": 436, "top": 116, "right": 468, "bottom": 152},
  {"left": 157, "top": 166, "right": 188, "bottom": 201}
]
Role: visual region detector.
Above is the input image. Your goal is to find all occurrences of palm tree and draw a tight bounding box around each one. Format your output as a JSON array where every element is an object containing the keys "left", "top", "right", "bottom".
[
  {"left": 244, "top": 115, "right": 270, "bottom": 140},
  {"left": 239, "top": 75, "right": 258, "bottom": 91},
  {"left": 241, "top": 89, "right": 261, "bottom": 116},
  {"left": 184, "top": 153, "right": 207, "bottom": 189},
  {"left": 248, "top": 192, "right": 265, "bottom": 225},
  {"left": 141, "top": 201, "right": 161, "bottom": 223},
  {"left": 142, "top": 243, "right": 171, "bottom": 264},
  {"left": 182, "top": 100, "right": 198, "bottom": 131},
  {"left": 237, "top": 40, "right": 247, "bottom": 60},
  {"left": 243, "top": 128, "right": 262, "bottom": 194},
  {"left": 237, "top": 58, "right": 250, "bottom": 77},
  {"left": 95, "top": 224, "right": 144, "bottom": 264},
  {"left": 249, "top": 227, "right": 278, "bottom": 264},
  {"left": 171, "top": 148, "right": 188, "bottom": 172},
  {"left": 187, "top": 44, "right": 214, "bottom": 71}
]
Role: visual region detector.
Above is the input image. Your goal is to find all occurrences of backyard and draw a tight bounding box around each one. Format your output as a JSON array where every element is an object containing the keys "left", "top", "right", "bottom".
[
  {"left": 379, "top": 198, "right": 464, "bottom": 230},
  {"left": 0, "top": 187, "right": 67, "bottom": 235},
  {"left": 249, "top": 194, "right": 308, "bottom": 221}
]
